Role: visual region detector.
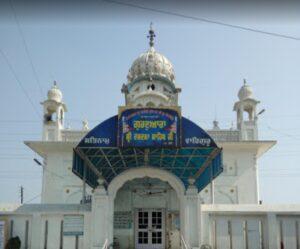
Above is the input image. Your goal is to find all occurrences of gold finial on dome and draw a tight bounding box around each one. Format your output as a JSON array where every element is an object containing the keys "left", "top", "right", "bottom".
[{"left": 147, "top": 22, "right": 156, "bottom": 47}]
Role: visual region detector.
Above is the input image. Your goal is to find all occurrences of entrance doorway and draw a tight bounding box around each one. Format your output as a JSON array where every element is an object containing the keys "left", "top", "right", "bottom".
[
  {"left": 135, "top": 209, "right": 165, "bottom": 249},
  {"left": 112, "top": 175, "right": 181, "bottom": 249}
]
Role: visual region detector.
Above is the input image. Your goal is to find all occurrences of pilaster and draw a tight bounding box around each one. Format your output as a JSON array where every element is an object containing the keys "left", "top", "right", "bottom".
[
  {"left": 267, "top": 213, "right": 279, "bottom": 249},
  {"left": 183, "top": 179, "right": 199, "bottom": 248},
  {"left": 91, "top": 180, "right": 113, "bottom": 249},
  {"left": 30, "top": 214, "right": 42, "bottom": 249}
]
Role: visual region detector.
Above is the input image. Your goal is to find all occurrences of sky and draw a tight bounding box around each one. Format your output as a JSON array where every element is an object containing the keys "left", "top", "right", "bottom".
[{"left": 0, "top": 0, "right": 300, "bottom": 204}]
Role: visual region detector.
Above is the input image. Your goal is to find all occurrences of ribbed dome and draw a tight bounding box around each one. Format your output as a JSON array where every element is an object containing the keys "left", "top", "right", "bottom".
[
  {"left": 47, "top": 82, "right": 62, "bottom": 102},
  {"left": 127, "top": 47, "right": 175, "bottom": 85},
  {"left": 238, "top": 83, "right": 253, "bottom": 100}
]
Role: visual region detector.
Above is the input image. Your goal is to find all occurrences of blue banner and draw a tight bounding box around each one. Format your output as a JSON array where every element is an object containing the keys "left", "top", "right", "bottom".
[
  {"left": 118, "top": 108, "right": 181, "bottom": 147},
  {"left": 181, "top": 117, "right": 217, "bottom": 147},
  {"left": 78, "top": 116, "right": 118, "bottom": 147}
]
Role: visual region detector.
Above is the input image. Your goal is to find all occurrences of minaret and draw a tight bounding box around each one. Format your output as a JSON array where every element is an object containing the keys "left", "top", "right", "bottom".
[
  {"left": 233, "top": 79, "right": 260, "bottom": 140},
  {"left": 41, "top": 81, "right": 67, "bottom": 141}
]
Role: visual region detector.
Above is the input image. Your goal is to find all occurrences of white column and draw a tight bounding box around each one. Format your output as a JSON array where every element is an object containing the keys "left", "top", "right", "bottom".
[
  {"left": 183, "top": 179, "right": 199, "bottom": 248},
  {"left": 253, "top": 155, "right": 259, "bottom": 204},
  {"left": 31, "top": 214, "right": 43, "bottom": 249},
  {"left": 199, "top": 206, "right": 210, "bottom": 247},
  {"left": 210, "top": 181, "right": 214, "bottom": 204},
  {"left": 267, "top": 213, "right": 279, "bottom": 249},
  {"left": 91, "top": 180, "right": 114, "bottom": 249}
]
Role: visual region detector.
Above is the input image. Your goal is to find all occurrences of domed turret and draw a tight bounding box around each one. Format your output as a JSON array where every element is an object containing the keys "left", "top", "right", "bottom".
[
  {"left": 47, "top": 81, "right": 62, "bottom": 103},
  {"left": 238, "top": 79, "right": 253, "bottom": 100},
  {"left": 234, "top": 79, "right": 260, "bottom": 140},
  {"left": 127, "top": 46, "right": 175, "bottom": 85},
  {"left": 122, "top": 25, "right": 181, "bottom": 108},
  {"left": 42, "top": 81, "right": 67, "bottom": 141}
]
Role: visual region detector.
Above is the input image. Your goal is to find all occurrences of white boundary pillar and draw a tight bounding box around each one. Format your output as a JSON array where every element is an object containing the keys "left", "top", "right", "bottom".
[
  {"left": 267, "top": 213, "right": 278, "bottom": 249},
  {"left": 91, "top": 179, "right": 114, "bottom": 249},
  {"left": 31, "top": 213, "right": 43, "bottom": 249},
  {"left": 183, "top": 179, "right": 199, "bottom": 248}
]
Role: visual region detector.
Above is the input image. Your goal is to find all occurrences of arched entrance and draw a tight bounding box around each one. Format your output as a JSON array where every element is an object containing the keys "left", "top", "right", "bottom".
[
  {"left": 72, "top": 109, "right": 223, "bottom": 248},
  {"left": 109, "top": 167, "right": 184, "bottom": 249}
]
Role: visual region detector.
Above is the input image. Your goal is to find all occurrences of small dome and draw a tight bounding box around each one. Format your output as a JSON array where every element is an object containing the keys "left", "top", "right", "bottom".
[
  {"left": 47, "top": 81, "right": 62, "bottom": 102},
  {"left": 127, "top": 47, "right": 175, "bottom": 85},
  {"left": 238, "top": 81, "right": 253, "bottom": 100}
]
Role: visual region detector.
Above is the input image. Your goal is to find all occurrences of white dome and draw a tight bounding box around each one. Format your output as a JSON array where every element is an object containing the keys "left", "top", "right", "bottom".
[
  {"left": 47, "top": 82, "right": 62, "bottom": 102},
  {"left": 238, "top": 83, "right": 253, "bottom": 100},
  {"left": 127, "top": 47, "right": 175, "bottom": 85}
]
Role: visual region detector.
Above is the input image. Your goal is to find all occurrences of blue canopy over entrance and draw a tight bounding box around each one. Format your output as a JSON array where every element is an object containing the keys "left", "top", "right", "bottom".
[{"left": 72, "top": 109, "right": 223, "bottom": 192}]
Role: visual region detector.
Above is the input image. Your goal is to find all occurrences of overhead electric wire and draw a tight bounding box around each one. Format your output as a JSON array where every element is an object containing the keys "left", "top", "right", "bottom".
[
  {"left": 36, "top": 163, "right": 65, "bottom": 179},
  {"left": 267, "top": 125, "right": 300, "bottom": 141},
  {"left": 102, "top": 0, "right": 300, "bottom": 41},
  {"left": 0, "top": 132, "right": 39, "bottom": 135},
  {"left": 260, "top": 175, "right": 300, "bottom": 178},
  {"left": 0, "top": 154, "right": 34, "bottom": 156},
  {"left": 0, "top": 49, "right": 41, "bottom": 118},
  {"left": 2, "top": 113, "right": 300, "bottom": 124},
  {"left": 0, "top": 158, "right": 32, "bottom": 160},
  {"left": 0, "top": 139, "right": 33, "bottom": 142},
  {"left": 0, "top": 176, "right": 40, "bottom": 180},
  {"left": 0, "top": 120, "right": 39, "bottom": 123},
  {"left": 0, "top": 176, "right": 41, "bottom": 179},
  {"left": 0, "top": 171, "right": 39, "bottom": 174},
  {"left": 23, "top": 193, "right": 41, "bottom": 204},
  {"left": 261, "top": 169, "right": 300, "bottom": 172},
  {"left": 0, "top": 147, "right": 27, "bottom": 150},
  {"left": 9, "top": 0, "right": 44, "bottom": 98}
]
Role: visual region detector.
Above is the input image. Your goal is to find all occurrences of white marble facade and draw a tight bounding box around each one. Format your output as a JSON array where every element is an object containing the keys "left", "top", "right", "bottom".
[{"left": 1, "top": 30, "right": 299, "bottom": 249}]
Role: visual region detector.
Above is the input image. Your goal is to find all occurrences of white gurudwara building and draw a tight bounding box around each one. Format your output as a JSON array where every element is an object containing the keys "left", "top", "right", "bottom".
[{"left": 1, "top": 27, "right": 300, "bottom": 249}]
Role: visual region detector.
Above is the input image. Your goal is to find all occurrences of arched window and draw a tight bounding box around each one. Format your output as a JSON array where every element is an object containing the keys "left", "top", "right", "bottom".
[
  {"left": 147, "top": 84, "right": 155, "bottom": 90},
  {"left": 44, "top": 113, "right": 52, "bottom": 123}
]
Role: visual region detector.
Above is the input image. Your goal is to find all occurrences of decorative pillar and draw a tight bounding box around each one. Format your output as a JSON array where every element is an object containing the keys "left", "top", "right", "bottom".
[
  {"left": 183, "top": 178, "right": 199, "bottom": 248},
  {"left": 91, "top": 178, "right": 114, "bottom": 249}
]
